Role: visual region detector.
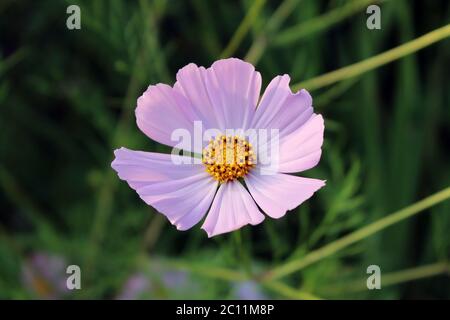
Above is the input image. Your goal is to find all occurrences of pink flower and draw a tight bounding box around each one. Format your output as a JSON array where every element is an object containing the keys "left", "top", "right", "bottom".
[
  {"left": 116, "top": 260, "right": 197, "bottom": 299},
  {"left": 112, "top": 58, "right": 325, "bottom": 237},
  {"left": 22, "top": 252, "right": 69, "bottom": 299},
  {"left": 233, "top": 281, "right": 268, "bottom": 300},
  {"left": 116, "top": 273, "right": 151, "bottom": 300}
]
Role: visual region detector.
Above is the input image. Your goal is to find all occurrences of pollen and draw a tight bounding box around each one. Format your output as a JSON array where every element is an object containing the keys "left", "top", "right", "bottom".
[{"left": 202, "top": 135, "right": 256, "bottom": 183}]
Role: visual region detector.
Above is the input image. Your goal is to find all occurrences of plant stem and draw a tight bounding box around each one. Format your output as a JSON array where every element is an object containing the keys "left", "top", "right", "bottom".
[
  {"left": 325, "top": 262, "right": 449, "bottom": 295},
  {"left": 292, "top": 23, "right": 450, "bottom": 91},
  {"left": 220, "top": 0, "right": 267, "bottom": 58},
  {"left": 233, "top": 229, "right": 253, "bottom": 276},
  {"left": 142, "top": 214, "right": 166, "bottom": 252},
  {"left": 0, "top": 47, "right": 27, "bottom": 77},
  {"left": 168, "top": 260, "right": 247, "bottom": 282},
  {"left": 263, "top": 186, "right": 450, "bottom": 281},
  {"left": 314, "top": 77, "right": 360, "bottom": 108},
  {"left": 263, "top": 281, "right": 323, "bottom": 300},
  {"left": 274, "top": 0, "right": 382, "bottom": 47},
  {"left": 245, "top": 0, "right": 300, "bottom": 64},
  {"left": 380, "top": 262, "right": 448, "bottom": 287}
]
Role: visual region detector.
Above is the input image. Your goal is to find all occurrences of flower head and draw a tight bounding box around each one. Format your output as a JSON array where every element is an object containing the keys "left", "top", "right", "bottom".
[
  {"left": 116, "top": 259, "right": 196, "bottom": 299},
  {"left": 112, "top": 58, "right": 325, "bottom": 237},
  {"left": 22, "top": 252, "right": 68, "bottom": 299},
  {"left": 116, "top": 273, "right": 151, "bottom": 300},
  {"left": 233, "top": 281, "right": 268, "bottom": 300}
]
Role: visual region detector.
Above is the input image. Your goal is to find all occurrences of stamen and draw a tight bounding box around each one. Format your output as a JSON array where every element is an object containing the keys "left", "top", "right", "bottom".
[{"left": 202, "top": 135, "right": 256, "bottom": 183}]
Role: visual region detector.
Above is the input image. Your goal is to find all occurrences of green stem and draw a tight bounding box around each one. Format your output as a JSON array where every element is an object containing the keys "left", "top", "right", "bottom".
[
  {"left": 263, "top": 186, "right": 450, "bottom": 281},
  {"left": 314, "top": 77, "right": 360, "bottom": 108},
  {"left": 263, "top": 281, "right": 323, "bottom": 300},
  {"left": 0, "top": 47, "right": 27, "bottom": 78},
  {"left": 167, "top": 260, "right": 247, "bottom": 282},
  {"left": 292, "top": 23, "right": 450, "bottom": 91},
  {"left": 325, "top": 262, "right": 449, "bottom": 295},
  {"left": 380, "top": 262, "right": 449, "bottom": 287},
  {"left": 274, "top": 0, "right": 382, "bottom": 47},
  {"left": 0, "top": 164, "right": 53, "bottom": 233},
  {"left": 233, "top": 229, "right": 253, "bottom": 275},
  {"left": 220, "top": 0, "right": 267, "bottom": 58},
  {"left": 142, "top": 214, "right": 166, "bottom": 252},
  {"left": 245, "top": 0, "right": 300, "bottom": 64}
]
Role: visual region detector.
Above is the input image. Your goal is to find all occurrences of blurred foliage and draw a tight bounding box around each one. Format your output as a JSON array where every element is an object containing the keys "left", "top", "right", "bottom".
[{"left": 0, "top": 0, "right": 449, "bottom": 299}]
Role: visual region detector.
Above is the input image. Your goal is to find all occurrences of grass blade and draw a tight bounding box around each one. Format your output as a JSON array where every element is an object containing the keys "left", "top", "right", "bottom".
[
  {"left": 274, "top": 0, "right": 382, "bottom": 47},
  {"left": 263, "top": 186, "right": 450, "bottom": 281},
  {"left": 220, "top": 0, "right": 267, "bottom": 58},
  {"left": 292, "top": 23, "right": 450, "bottom": 91},
  {"left": 263, "top": 281, "right": 323, "bottom": 300},
  {"left": 325, "top": 262, "right": 449, "bottom": 294}
]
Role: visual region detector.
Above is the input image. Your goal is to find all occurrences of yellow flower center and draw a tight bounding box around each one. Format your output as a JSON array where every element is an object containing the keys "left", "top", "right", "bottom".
[{"left": 202, "top": 135, "right": 256, "bottom": 183}]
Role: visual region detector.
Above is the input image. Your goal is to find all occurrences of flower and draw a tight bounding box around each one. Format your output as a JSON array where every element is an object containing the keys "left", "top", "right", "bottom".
[
  {"left": 116, "top": 260, "right": 197, "bottom": 299},
  {"left": 116, "top": 273, "right": 152, "bottom": 300},
  {"left": 22, "top": 252, "right": 68, "bottom": 299},
  {"left": 112, "top": 58, "right": 325, "bottom": 237},
  {"left": 232, "top": 281, "right": 268, "bottom": 300}
]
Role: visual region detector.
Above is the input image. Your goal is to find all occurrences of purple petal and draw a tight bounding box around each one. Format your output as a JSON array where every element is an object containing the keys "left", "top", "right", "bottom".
[
  {"left": 202, "top": 181, "right": 264, "bottom": 237},
  {"left": 136, "top": 84, "right": 199, "bottom": 150},
  {"left": 251, "top": 75, "right": 313, "bottom": 138},
  {"left": 245, "top": 172, "right": 325, "bottom": 219},
  {"left": 277, "top": 114, "right": 324, "bottom": 173},
  {"left": 162, "top": 270, "right": 188, "bottom": 289},
  {"left": 233, "top": 281, "right": 267, "bottom": 300},
  {"left": 174, "top": 58, "right": 261, "bottom": 131},
  {"left": 111, "top": 148, "right": 217, "bottom": 231},
  {"left": 116, "top": 273, "right": 151, "bottom": 300},
  {"left": 22, "top": 252, "right": 68, "bottom": 299},
  {"left": 174, "top": 63, "right": 223, "bottom": 131}
]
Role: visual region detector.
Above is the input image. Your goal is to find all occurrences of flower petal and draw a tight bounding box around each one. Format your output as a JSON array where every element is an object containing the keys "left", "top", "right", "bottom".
[
  {"left": 251, "top": 75, "right": 313, "bottom": 138},
  {"left": 277, "top": 114, "right": 324, "bottom": 173},
  {"left": 244, "top": 172, "right": 325, "bottom": 219},
  {"left": 174, "top": 63, "right": 223, "bottom": 131},
  {"left": 201, "top": 181, "right": 265, "bottom": 237},
  {"left": 136, "top": 84, "right": 199, "bottom": 151},
  {"left": 111, "top": 147, "right": 217, "bottom": 231},
  {"left": 249, "top": 75, "right": 322, "bottom": 173},
  {"left": 174, "top": 58, "right": 262, "bottom": 131}
]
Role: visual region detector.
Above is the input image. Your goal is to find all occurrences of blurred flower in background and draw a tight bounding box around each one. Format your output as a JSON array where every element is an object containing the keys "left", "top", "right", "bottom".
[
  {"left": 232, "top": 281, "right": 268, "bottom": 300},
  {"left": 117, "top": 262, "right": 269, "bottom": 300},
  {"left": 22, "top": 252, "right": 68, "bottom": 299},
  {"left": 116, "top": 273, "right": 151, "bottom": 300},
  {"left": 117, "top": 259, "right": 196, "bottom": 299}
]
